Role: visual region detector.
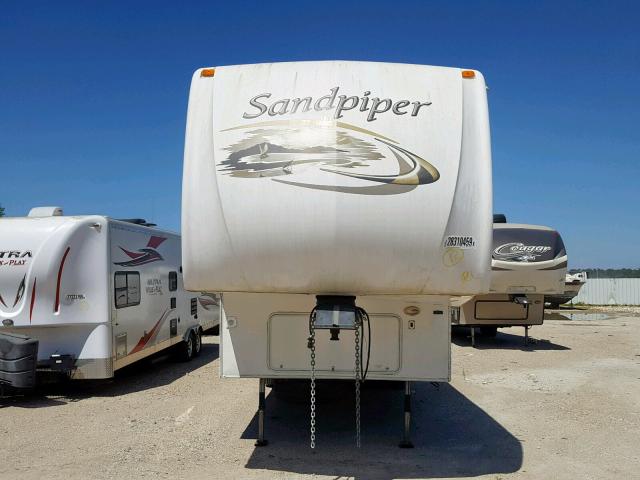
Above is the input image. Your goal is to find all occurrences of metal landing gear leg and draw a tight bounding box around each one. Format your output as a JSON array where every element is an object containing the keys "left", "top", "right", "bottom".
[
  {"left": 255, "top": 378, "right": 268, "bottom": 446},
  {"left": 524, "top": 326, "right": 529, "bottom": 346},
  {"left": 470, "top": 326, "right": 476, "bottom": 347},
  {"left": 399, "top": 381, "right": 414, "bottom": 448}
]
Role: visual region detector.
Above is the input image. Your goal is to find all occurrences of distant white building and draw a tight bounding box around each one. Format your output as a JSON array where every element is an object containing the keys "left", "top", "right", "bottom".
[{"left": 573, "top": 278, "right": 640, "bottom": 305}]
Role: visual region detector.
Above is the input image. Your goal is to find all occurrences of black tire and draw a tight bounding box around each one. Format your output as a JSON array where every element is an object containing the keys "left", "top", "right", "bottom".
[
  {"left": 193, "top": 329, "right": 202, "bottom": 357},
  {"left": 480, "top": 326, "right": 498, "bottom": 337},
  {"left": 178, "top": 332, "right": 195, "bottom": 362}
]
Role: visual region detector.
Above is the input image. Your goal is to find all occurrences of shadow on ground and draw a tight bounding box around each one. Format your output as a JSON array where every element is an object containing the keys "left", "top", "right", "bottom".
[
  {"left": 0, "top": 340, "right": 219, "bottom": 408},
  {"left": 242, "top": 381, "right": 523, "bottom": 479},
  {"left": 451, "top": 327, "right": 570, "bottom": 351}
]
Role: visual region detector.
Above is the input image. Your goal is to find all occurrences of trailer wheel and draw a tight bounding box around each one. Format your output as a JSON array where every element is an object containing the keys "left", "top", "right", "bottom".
[
  {"left": 193, "top": 329, "right": 202, "bottom": 357},
  {"left": 179, "top": 332, "right": 195, "bottom": 362},
  {"left": 480, "top": 327, "right": 498, "bottom": 337}
]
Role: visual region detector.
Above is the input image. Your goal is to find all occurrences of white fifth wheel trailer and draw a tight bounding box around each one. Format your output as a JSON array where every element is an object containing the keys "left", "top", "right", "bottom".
[
  {"left": 545, "top": 271, "right": 587, "bottom": 307},
  {"left": 181, "top": 61, "right": 493, "bottom": 447},
  {"left": 0, "top": 207, "right": 219, "bottom": 389},
  {"left": 451, "top": 219, "right": 567, "bottom": 344}
]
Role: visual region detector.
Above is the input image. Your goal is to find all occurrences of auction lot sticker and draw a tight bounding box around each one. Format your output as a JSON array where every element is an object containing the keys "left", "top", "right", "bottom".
[{"left": 443, "top": 236, "right": 476, "bottom": 249}]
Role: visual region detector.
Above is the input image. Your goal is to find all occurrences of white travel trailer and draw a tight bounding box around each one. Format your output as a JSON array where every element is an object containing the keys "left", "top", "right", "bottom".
[
  {"left": 182, "top": 61, "right": 493, "bottom": 447},
  {"left": 451, "top": 220, "right": 567, "bottom": 344},
  {"left": 545, "top": 271, "right": 587, "bottom": 307},
  {"left": 0, "top": 208, "right": 219, "bottom": 389}
]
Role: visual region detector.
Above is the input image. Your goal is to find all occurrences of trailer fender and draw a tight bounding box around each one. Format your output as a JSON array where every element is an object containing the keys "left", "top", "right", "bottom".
[{"left": 182, "top": 325, "right": 201, "bottom": 343}]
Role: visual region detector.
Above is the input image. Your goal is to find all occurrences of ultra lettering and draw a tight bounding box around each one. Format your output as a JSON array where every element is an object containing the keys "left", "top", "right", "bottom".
[{"left": 0, "top": 251, "right": 32, "bottom": 259}]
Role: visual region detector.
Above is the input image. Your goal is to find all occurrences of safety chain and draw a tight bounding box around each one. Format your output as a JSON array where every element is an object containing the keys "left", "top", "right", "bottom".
[
  {"left": 355, "top": 314, "right": 361, "bottom": 448},
  {"left": 309, "top": 312, "right": 317, "bottom": 449}
]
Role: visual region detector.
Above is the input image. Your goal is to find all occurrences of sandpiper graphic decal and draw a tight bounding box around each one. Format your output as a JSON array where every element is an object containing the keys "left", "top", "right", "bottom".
[
  {"left": 114, "top": 236, "right": 167, "bottom": 267},
  {"left": 493, "top": 243, "right": 552, "bottom": 262},
  {"left": 218, "top": 120, "right": 440, "bottom": 195},
  {"left": 242, "top": 87, "right": 432, "bottom": 122}
]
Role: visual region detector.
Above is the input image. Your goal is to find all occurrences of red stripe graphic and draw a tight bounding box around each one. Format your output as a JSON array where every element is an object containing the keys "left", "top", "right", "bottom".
[
  {"left": 147, "top": 236, "right": 167, "bottom": 249},
  {"left": 29, "top": 278, "right": 37, "bottom": 323},
  {"left": 129, "top": 308, "right": 171, "bottom": 354},
  {"left": 119, "top": 246, "right": 146, "bottom": 259},
  {"left": 12, "top": 274, "right": 26, "bottom": 307},
  {"left": 54, "top": 247, "right": 71, "bottom": 312}
]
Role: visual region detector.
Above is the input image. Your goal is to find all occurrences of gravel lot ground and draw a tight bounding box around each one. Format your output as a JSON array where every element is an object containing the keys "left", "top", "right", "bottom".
[{"left": 2, "top": 308, "right": 639, "bottom": 480}]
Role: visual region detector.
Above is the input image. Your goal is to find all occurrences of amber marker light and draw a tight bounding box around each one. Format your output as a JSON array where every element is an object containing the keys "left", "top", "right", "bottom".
[
  {"left": 461, "top": 70, "right": 476, "bottom": 79},
  {"left": 200, "top": 68, "right": 216, "bottom": 77}
]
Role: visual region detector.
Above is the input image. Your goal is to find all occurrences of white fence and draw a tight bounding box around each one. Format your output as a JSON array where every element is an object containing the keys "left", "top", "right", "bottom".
[{"left": 572, "top": 278, "right": 640, "bottom": 305}]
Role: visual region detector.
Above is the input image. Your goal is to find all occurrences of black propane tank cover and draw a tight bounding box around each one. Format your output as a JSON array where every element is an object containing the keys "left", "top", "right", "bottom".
[{"left": 0, "top": 332, "right": 38, "bottom": 389}]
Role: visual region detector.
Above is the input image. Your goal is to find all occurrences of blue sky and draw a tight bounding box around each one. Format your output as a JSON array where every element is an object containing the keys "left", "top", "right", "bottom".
[{"left": 0, "top": 1, "right": 638, "bottom": 268}]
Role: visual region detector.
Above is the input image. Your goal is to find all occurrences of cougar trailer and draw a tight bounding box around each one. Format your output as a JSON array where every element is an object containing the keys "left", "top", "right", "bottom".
[
  {"left": 452, "top": 221, "right": 567, "bottom": 343},
  {"left": 0, "top": 208, "right": 219, "bottom": 388},
  {"left": 182, "top": 61, "right": 493, "bottom": 447}
]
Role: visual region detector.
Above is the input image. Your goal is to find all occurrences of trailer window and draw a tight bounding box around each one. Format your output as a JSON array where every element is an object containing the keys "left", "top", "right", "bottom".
[
  {"left": 168, "top": 271, "right": 178, "bottom": 292},
  {"left": 114, "top": 272, "right": 141, "bottom": 308}
]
